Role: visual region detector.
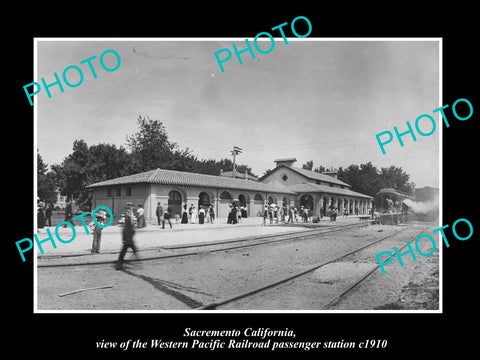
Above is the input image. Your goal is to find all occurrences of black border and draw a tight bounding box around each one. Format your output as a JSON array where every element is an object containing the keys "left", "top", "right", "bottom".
[{"left": 8, "top": 6, "right": 478, "bottom": 356}]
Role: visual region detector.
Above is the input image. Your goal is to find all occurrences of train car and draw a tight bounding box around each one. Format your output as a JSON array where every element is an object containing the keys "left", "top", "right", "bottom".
[{"left": 374, "top": 188, "right": 415, "bottom": 224}]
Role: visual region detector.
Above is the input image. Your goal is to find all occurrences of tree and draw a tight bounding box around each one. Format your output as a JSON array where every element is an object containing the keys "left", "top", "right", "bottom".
[
  {"left": 52, "top": 139, "right": 90, "bottom": 205},
  {"left": 37, "top": 151, "right": 57, "bottom": 204},
  {"left": 302, "top": 160, "right": 314, "bottom": 171},
  {"left": 313, "top": 165, "right": 327, "bottom": 173},
  {"left": 301, "top": 160, "right": 327, "bottom": 174},
  {"left": 337, "top": 162, "right": 414, "bottom": 197},
  {"left": 379, "top": 165, "right": 415, "bottom": 195},
  {"left": 126, "top": 115, "right": 177, "bottom": 172},
  {"left": 51, "top": 140, "right": 137, "bottom": 210},
  {"left": 88, "top": 143, "right": 134, "bottom": 183}
]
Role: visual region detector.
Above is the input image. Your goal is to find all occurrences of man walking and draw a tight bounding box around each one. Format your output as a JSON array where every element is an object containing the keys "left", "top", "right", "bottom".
[
  {"left": 156, "top": 202, "right": 163, "bottom": 226},
  {"left": 162, "top": 203, "right": 173, "bottom": 229},
  {"left": 115, "top": 204, "right": 139, "bottom": 270}
]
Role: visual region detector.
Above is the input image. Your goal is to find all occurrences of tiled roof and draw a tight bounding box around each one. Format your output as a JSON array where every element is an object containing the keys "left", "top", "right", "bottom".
[
  {"left": 87, "top": 168, "right": 295, "bottom": 194},
  {"left": 274, "top": 157, "right": 297, "bottom": 162},
  {"left": 220, "top": 171, "right": 259, "bottom": 181},
  {"left": 288, "top": 167, "right": 352, "bottom": 187},
  {"left": 288, "top": 183, "right": 372, "bottom": 199},
  {"left": 260, "top": 164, "right": 352, "bottom": 187}
]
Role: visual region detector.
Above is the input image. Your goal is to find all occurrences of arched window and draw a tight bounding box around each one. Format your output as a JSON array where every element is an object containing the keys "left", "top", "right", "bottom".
[
  {"left": 169, "top": 190, "right": 182, "bottom": 201},
  {"left": 254, "top": 193, "right": 263, "bottom": 201},
  {"left": 168, "top": 190, "right": 182, "bottom": 217},
  {"left": 238, "top": 194, "right": 246, "bottom": 206},
  {"left": 199, "top": 192, "right": 210, "bottom": 206},
  {"left": 220, "top": 191, "right": 232, "bottom": 200}
]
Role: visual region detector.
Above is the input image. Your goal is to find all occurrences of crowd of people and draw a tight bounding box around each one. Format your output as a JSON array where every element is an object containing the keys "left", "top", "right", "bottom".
[
  {"left": 262, "top": 204, "right": 312, "bottom": 225},
  {"left": 152, "top": 203, "right": 216, "bottom": 227},
  {"left": 36, "top": 197, "right": 361, "bottom": 267},
  {"left": 36, "top": 199, "right": 55, "bottom": 229},
  {"left": 261, "top": 203, "right": 346, "bottom": 225}
]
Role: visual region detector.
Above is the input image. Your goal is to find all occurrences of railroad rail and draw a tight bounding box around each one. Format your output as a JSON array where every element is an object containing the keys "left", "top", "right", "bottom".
[
  {"left": 37, "top": 222, "right": 371, "bottom": 268},
  {"left": 195, "top": 227, "right": 427, "bottom": 310}
]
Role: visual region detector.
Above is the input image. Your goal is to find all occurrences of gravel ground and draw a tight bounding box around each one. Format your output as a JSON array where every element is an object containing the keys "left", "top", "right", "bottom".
[{"left": 36, "top": 222, "right": 439, "bottom": 311}]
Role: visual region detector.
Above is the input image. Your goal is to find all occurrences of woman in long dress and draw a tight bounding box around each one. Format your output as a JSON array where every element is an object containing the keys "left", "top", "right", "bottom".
[
  {"left": 190, "top": 206, "right": 197, "bottom": 224},
  {"left": 181, "top": 204, "right": 188, "bottom": 224},
  {"left": 37, "top": 200, "right": 45, "bottom": 229},
  {"left": 136, "top": 205, "right": 147, "bottom": 228},
  {"left": 198, "top": 206, "right": 205, "bottom": 224}
]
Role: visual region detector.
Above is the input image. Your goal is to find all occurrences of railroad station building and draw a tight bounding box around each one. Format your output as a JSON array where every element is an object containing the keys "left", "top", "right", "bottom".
[
  {"left": 87, "top": 158, "right": 372, "bottom": 222},
  {"left": 87, "top": 167, "right": 296, "bottom": 221},
  {"left": 260, "top": 158, "right": 373, "bottom": 218}
]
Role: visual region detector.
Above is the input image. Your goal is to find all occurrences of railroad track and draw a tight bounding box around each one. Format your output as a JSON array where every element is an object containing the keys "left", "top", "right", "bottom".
[
  {"left": 195, "top": 226, "right": 428, "bottom": 310},
  {"left": 37, "top": 222, "right": 371, "bottom": 268}
]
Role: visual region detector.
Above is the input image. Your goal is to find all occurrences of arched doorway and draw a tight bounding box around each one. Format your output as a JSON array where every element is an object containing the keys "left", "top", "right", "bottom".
[
  {"left": 218, "top": 190, "right": 233, "bottom": 219},
  {"left": 168, "top": 190, "right": 182, "bottom": 218},
  {"left": 238, "top": 194, "right": 247, "bottom": 207},
  {"left": 267, "top": 195, "right": 276, "bottom": 205},
  {"left": 300, "top": 194, "right": 314, "bottom": 211},
  {"left": 198, "top": 192, "right": 211, "bottom": 208},
  {"left": 220, "top": 190, "right": 232, "bottom": 201},
  {"left": 238, "top": 194, "right": 248, "bottom": 218}
]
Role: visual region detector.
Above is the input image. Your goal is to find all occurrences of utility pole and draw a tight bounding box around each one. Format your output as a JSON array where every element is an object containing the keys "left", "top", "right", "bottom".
[{"left": 231, "top": 146, "right": 242, "bottom": 178}]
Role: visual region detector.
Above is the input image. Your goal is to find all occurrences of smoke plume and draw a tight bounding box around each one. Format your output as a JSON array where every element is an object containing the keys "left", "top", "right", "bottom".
[{"left": 402, "top": 198, "right": 439, "bottom": 214}]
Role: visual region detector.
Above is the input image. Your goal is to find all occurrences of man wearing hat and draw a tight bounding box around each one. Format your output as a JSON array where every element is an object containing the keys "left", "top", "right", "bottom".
[{"left": 116, "top": 203, "right": 139, "bottom": 270}]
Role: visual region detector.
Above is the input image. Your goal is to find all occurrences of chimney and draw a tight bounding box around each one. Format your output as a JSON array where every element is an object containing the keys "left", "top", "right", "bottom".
[{"left": 274, "top": 158, "right": 297, "bottom": 168}]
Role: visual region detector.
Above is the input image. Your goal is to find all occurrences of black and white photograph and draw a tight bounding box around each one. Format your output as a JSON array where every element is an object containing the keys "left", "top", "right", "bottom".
[
  {"left": 34, "top": 38, "right": 441, "bottom": 312},
  {"left": 8, "top": 7, "right": 478, "bottom": 357}
]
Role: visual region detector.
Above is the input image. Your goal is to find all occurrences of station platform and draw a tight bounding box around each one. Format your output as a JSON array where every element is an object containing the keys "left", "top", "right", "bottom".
[{"left": 35, "top": 215, "right": 370, "bottom": 258}]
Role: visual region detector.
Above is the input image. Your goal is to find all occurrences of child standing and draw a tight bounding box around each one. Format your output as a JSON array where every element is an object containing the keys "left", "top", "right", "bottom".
[{"left": 89, "top": 214, "right": 104, "bottom": 254}]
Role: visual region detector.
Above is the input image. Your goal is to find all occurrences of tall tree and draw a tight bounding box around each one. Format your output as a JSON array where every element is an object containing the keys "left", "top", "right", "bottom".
[
  {"left": 337, "top": 162, "right": 414, "bottom": 197},
  {"left": 302, "top": 160, "right": 314, "bottom": 171},
  {"left": 379, "top": 165, "right": 415, "bottom": 194},
  {"left": 53, "top": 139, "right": 90, "bottom": 203},
  {"left": 88, "top": 143, "right": 133, "bottom": 182},
  {"left": 125, "top": 115, "right": 177, "bottom": 172},
  {"left": 37, "top": 150, "right": 57, "bottom": 203},
  {"left": 313, "top": 165, "right": 327, "bottom": 173},
  {"left": 51, "top": 140, "right": 136, "bottom": 210}
]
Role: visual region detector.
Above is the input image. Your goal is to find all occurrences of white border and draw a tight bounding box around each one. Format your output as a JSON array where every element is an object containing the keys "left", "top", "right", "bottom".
[{"left": 33, "top": 37, "right": 443, "bottom": 314}]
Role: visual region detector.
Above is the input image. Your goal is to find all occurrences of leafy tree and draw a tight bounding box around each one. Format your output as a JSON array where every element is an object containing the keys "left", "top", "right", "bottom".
[
  {"left": 51, "top": 140, "right": 136, "bottom": 210},
  {"left": 379, "top": 165, "right": 415, "bottom": 195},
  {"left": 37, "top": 151, "right": 57, "bottom": 204},
  {"left": 88, "top": 143, "right": 133, "bottom": 182},
  {"left": 126, "top": 115, "right": 177, "bottom": 172},
  {"left": 301, "top": 160, "right": 327, "bottom": 174},
  {"left": 337, "top": 162, "right": 414, "bottom": 197},
  {"left": 51, "top": 139, "right": 90, "bottom": 205},
  {"left": 313, "top": 165, "right": 327, "bottom": 173},
  {"left": 302, "top": 160, "right": 314, "bottom": 171}
]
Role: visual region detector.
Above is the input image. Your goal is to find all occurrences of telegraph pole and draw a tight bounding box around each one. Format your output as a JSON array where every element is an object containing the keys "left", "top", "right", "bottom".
[{"left": 231, "top": 146, "right": 242, "bottom": 178}]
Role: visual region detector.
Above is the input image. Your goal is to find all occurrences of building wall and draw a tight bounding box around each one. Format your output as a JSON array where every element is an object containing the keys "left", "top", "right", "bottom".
[
  {"left": 91, "top": 183, "right": 292, "bottom": 223},
  {"left": 262, "top": 167, "right": 308, "bottom": 187},
  {"left": 92, "top": 183, "right": 148, "bottom": 219}
]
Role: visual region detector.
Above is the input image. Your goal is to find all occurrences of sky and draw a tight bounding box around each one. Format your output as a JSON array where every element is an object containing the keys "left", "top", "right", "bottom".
[{"left": 36, "top": 38, "right": 440, "bottom": 188}]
